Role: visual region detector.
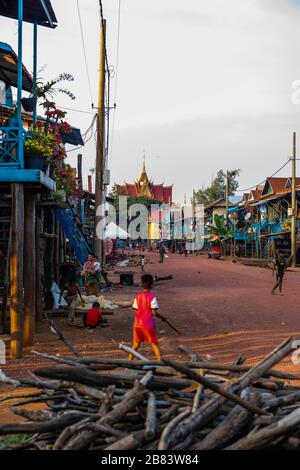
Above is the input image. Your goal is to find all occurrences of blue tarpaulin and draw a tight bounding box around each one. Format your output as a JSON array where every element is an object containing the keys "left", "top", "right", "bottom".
[
  {"left": 0, "top": 42, "right": 32, "bottom": 91},
  {"left": 61, "top": 127, "right": 84, "bottom": 147}
]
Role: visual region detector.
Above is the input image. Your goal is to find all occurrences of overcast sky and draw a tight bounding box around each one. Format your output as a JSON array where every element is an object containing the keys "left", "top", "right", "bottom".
[{"left": 2, "top": 0, "right": 300, "bottom": 202}]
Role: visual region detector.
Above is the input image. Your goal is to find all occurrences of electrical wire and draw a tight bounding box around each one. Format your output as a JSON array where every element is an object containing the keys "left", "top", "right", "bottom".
[
  {"left": 57, "top": 105, "right": 96, "bottom": 115},
  {"left": 76, "top": 0, "right": 94, "bottom": 108},
  {"left": 109, "top": 0, "right": 121, "bottom": 165},
  {"left": 65, "top": 114, "right": 97, "bottom": 153},
  {"left": 237, "top": 158, "right": 292, "bottom": 192}
]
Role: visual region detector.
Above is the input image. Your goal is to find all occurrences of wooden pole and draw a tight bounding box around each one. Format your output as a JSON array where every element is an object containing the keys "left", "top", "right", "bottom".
[
  {"left": 44, "top": 209, "right": 55, "bottom": 309},
  {"left": 77, "top": 154, "right": 83, "bottom": 222},
  {"left": 35, "top": 207, "right": 43, "bottom": 322},
  {"left": 59, "top": 225, "right": 65, "bottom": 267},
  {"left": 23, "top": 192, "right": 36, "bottom": 347},
  {"left": 88, "top": 175, "right": 92, "bottom": 194},
  {"left": 10, "top": 183, "right": 24, "bottom": 359},
  {"left": 54, "top": 220, "right": 60, "bottom": 283},
  {"left": 77, "top": 154, "right": 83, "bottom": 191},
  {"left": 225, "top": 170, "right": 229, "bottom": 226},
  {"left": 291, "top": 131, "right": 297, "bottom": 267},
  {"left": 94, "top": 19, "right": 106, "bottom": 262},
  {"left": 1, "top": 225, "right": 12, "bottom": 334}
]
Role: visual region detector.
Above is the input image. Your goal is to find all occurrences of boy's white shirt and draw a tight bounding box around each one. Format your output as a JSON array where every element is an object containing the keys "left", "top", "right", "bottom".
[{"left": 132, "top": 296, "right": 159, "bottom": 310}]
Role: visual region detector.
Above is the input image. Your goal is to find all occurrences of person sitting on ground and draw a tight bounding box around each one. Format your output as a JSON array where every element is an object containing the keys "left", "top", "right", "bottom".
[
  {"left": 94, "top": 256, "right": 112, "bottom": 287},
  {"left": 83, "top": 301, "right": 108, "bottom": 329},
  {"left": 82, "top": 254, "right": 100, "bottom": 295},
  {"left": 129, "top": 273, "right": 162, "bottom": 360},
  {"left": 59, "top": 278, "right": 84, "bottom": 325}
]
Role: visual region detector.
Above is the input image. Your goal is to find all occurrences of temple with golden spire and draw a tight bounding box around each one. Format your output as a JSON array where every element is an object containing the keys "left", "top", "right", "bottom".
[{"left": 116, "top": 156, "right": 173, "bottom": 204}]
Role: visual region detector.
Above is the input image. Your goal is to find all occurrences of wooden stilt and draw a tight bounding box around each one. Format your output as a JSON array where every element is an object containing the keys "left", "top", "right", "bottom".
[
  {"left": 10, "top": 183, "right": 24, "bottom": 359},
  {"left": 23, "top": 192, "right": 36, "bottom": 347},
  {"left": 54, "top": 220, "right": 60, "bottom": 283},
  {"left": 59, "top": 226, "right": 64, "bottom": 267},
  {"left": 35, "top": 208, "right": 43, "bottom": 322},
  {"left": 1, "top": 225, "right": 12, "bottom": 334},
  {"left": 44, "top": 209, "right": 55, "bottom": 309}
]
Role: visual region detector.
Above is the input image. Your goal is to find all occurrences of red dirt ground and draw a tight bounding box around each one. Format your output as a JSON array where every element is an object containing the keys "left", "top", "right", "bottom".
[{"left": 1, "top": 252, "right": 300, "bottom": 422}]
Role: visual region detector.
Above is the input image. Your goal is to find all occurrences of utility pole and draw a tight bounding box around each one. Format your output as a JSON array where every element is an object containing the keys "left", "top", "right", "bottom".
[
  {"left": 291, "top": 131, "right": 297, "bottom": 268},
  {"left": 225, "top": 170, "right": 229, "bottom": 226},
  {"left": 94, "top": 19, "right": 106, "bottom": 262},
  {"left": 77, "top": 154, "right": 83, "bottom": 221}
]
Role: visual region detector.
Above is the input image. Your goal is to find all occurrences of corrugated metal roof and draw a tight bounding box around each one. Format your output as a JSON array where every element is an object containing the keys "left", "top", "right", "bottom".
[
  {"left": 205, "top": 198, "right": 234, "bottom": 209},
  {"left": 263, "top": 177, "right": 289, "bottom": 195}
]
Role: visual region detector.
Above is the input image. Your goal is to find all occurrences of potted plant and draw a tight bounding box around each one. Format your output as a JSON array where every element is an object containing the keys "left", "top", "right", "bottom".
[
  {"left": 55, "top": 164, "right": 80, "bottom": 198},
  {"left": 24, "top": 127, "right": 55, "bottom": 171},
  {"left": 33, "top": 73, "right": 75, "bottom": 102},
  {"left": 21, "top": 96, "right": 37, "bottom": 112}
]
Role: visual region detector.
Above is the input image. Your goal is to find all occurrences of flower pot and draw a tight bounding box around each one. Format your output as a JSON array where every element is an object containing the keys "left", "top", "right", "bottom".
[
  {"left": 21, "top": 97, "right": 37, "bottom": 113},
  {"left": 25, "top": 153, "right": 48, "bottom": 171}
]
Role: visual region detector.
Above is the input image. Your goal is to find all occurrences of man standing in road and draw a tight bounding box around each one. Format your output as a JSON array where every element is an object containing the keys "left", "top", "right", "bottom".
[
  {"left": 158, "top": 243, "right": 166, "bottom": 263},
  {"left": 271, "top": 250, "right": 292, "bottom": 295}
]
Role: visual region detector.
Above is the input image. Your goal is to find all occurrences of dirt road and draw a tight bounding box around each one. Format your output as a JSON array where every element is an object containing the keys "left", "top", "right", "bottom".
[
  {"left": 1, "top": 252, "right": 300, "bottom": 422},
  {"left": 3, "top": 251, "right": 300, "bottom": 375}
]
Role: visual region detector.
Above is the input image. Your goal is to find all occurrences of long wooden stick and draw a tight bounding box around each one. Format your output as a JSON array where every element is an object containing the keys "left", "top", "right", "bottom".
[
  {"left": 0, "top": 412, "right": 87, "bottom": 435},
  {"left": 167, "top": 337, "right": 294, "bottom": 449},
  {"left": 227, "top": 406, "right": 300, "bottom": 450},
  {"left": 34, "top": 365, "right": 192, "bottom": 391},
  {"left": 44, "top": 314, "right": 81, "bottom": 357},
  {"left": 192, "top": 388, "right": 260, "bottom": 450},
  {"left": 156, "top": 313, "right": 181, "bottom": 335},
  {"left": 145, "top": 392, "right": 157, "bottom": 440},
  {"left": 53, "top": 356, "right": 300, "bottom": 380},
  {"left": 119, "top": 343, "right": 149, "bottom": 361},
  {"left": 163, "top": 358, "right": 267, "bottom": 416}
]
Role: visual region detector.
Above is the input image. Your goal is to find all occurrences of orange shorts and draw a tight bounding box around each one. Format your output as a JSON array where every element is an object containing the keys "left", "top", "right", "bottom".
[{"left": 133, "top": 326, "right": 158, "bottom": 344}]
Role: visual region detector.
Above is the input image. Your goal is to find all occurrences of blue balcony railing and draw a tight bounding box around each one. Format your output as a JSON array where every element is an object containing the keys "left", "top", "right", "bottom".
[
  {"left": 270, "top": 221, "right": 282, "bottom": 234},
  {"left": 0, "top": 125, "right": 24, "bottom": 167},
  {"left": 234, "top": 231, "right": 247, "bottom": 240}
]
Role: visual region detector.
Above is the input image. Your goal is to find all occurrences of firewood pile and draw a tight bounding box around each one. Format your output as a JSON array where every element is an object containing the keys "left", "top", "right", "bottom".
[{"left": 1, "top": 337, "right": 300, "bottom": 450}]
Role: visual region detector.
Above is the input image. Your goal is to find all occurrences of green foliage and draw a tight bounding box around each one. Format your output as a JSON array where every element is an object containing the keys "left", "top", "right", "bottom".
[
  {"left": 55, "top": 164, "right": 79, "bottom": 197},
  {"left": 0, "top": 434, "right": 33, "bottom": 450},
  {"left": 24, "top": 127, "right": 56, "bottom": 159},
  {"left": 195, "top": 169, "right": 240, "bottom": 206},
  {"left": 34, "top": 73, "right": 75, "bottom": 101},
  {"left": 208, "top": 214, "right": 232, "bottom": 238}
]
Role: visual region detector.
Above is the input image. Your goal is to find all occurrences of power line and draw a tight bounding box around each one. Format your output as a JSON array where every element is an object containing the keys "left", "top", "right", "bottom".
[
  {"left": 76, "top": 0, "right": 94, "bottom": 108},
  {"left": 238, "top": 158, "right": 291, "bottom": 192},
  {"left": 66, "top": 114, "right": 97, "bottom": 153},
  {"left": 109, "top": 0, "right": 122, "bottom": 165},
  {"left": 57, "top": 105, "right": 96, "bottom": 115}
]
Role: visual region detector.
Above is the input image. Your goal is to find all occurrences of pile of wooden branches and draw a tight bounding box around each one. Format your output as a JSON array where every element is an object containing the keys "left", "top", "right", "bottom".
[{"left": 1, "top": 337, "right": 300, "bottom": 450}]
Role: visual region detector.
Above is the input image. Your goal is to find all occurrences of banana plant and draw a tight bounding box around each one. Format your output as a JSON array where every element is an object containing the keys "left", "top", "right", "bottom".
[{"left": 207, "top": 214, "right": 233, "bottom": 238}]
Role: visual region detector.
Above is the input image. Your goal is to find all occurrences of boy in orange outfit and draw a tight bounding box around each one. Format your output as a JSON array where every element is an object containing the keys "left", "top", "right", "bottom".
[{"left": 129, "top": 274, "right": 162, "bottom": 360}]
